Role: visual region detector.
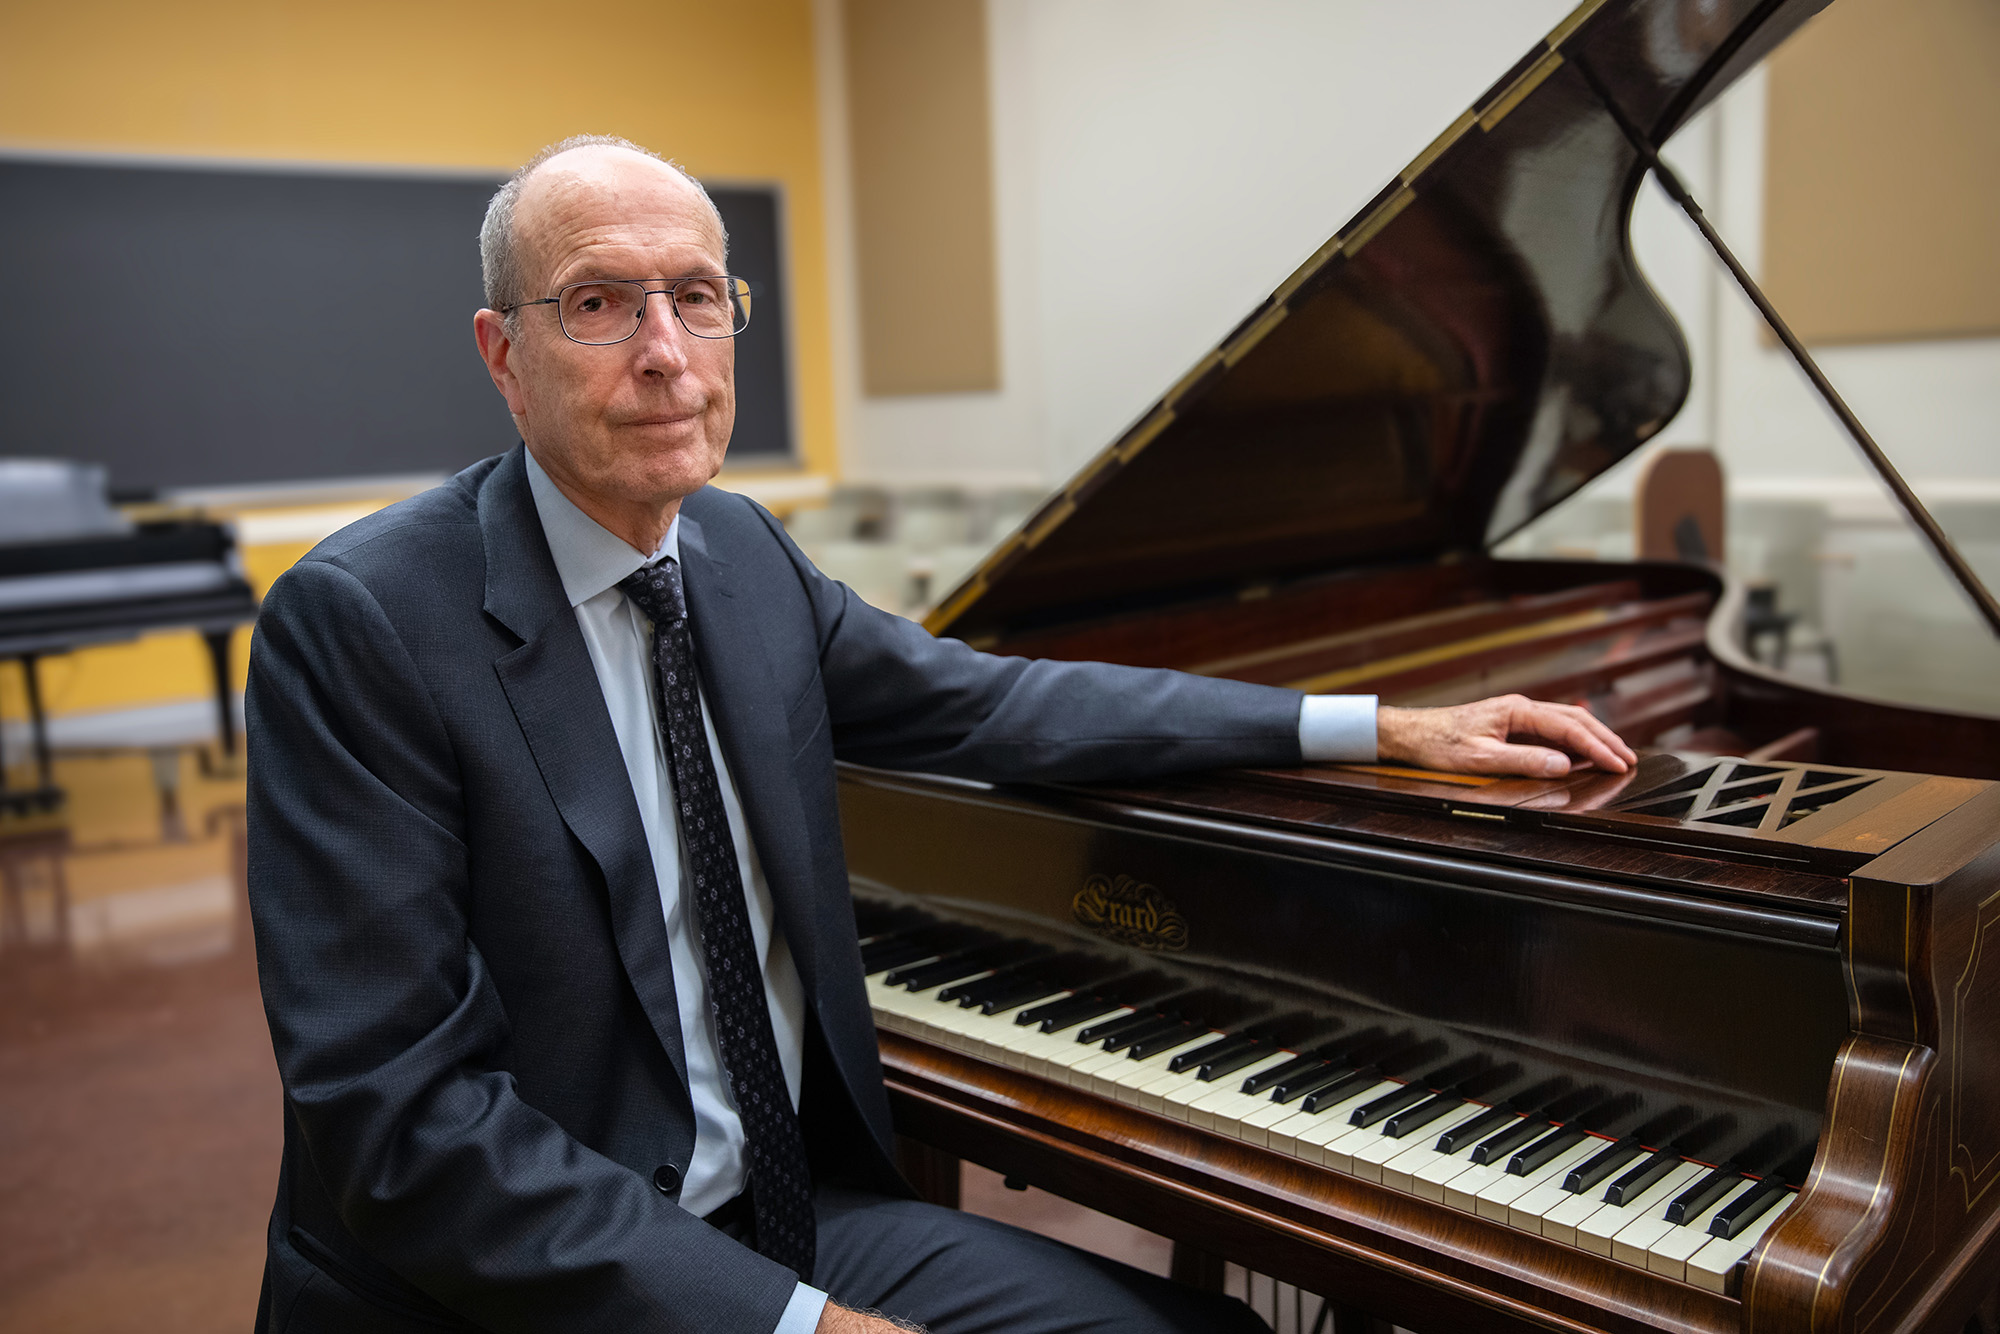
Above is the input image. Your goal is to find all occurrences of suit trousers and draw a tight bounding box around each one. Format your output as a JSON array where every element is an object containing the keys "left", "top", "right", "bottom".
[{"left": 810, "top": 1189, "right": 1269, "bottom": 1334}]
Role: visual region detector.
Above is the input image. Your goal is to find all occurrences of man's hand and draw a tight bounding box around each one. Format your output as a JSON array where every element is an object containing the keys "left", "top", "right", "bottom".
[
  {"left": 817, "top": 1302, "right": 925, "bottom": 1334},
  {"left": 1376, "top": 695, "right": 1636, "bottom": 778}
]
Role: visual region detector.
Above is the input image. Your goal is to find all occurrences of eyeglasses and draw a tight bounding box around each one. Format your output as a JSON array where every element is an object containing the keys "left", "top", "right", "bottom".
[{"left": 500, "top": 276, "right": 752, "bottom": 344}]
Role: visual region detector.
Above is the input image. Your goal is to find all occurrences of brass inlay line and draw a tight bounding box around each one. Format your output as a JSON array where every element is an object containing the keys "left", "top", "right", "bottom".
[
  {"left": 1282, "top": 608, "right": 1613, "bottom": 694},
  {"left": 1545, "top": 0, "right": 1611, "bottom": 52},
  {"left": 1404, "top": 109, "right": 1479, "bottom": 183},
  {"left": 1478, "top": 51, "right": 1565, "bottom": 131},
  {"left": 1813, "top": 1040, "right": 1919, "bottom": 1326},
  {"left": 1342, "top": 185, "right": 1415, "bottom": 255},
  {"left": 1273, "top": 236, "right": 1345, "bottom": 307},
  {"left": 1023, "top": 496, "right": 1076, "bottom": 548},
  {"left": 1224, "top": 304, "right": 1290, "bottom": 366}
]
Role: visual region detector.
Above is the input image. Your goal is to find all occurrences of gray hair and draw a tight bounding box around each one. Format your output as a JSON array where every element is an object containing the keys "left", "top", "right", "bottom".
[{"left": 479, "top": 134, "right": 728, "bottom": 319}]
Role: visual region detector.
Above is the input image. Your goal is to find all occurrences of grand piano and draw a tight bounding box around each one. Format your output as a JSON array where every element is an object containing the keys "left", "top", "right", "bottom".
[
  {"left": 839, "top": 1, "right": 2000, "bottom": 1331},
  {"left": 0, "top": 460, "right": 258, "bottom": 813}
]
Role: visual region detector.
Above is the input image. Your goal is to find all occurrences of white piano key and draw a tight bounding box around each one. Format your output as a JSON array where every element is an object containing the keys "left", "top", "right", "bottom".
[
  {"left": 1178, "top": 1054, "right": 1300, "bottom": 1129},
  {"left": 1381, "top": 1106, "right": 1508, "bottom": 1197},
  {"left": 1083, "top": 1034, "right": 1212, "bottom": 1100},
  {"left": 1613, "top": 1174, "right": 1754, "bottom": 1268},
  {"left": 1473, "top": 1139, "right": 1603, "bottom": 1221},
  {"left": 1408, "top": 1116, "right": 1526, "bottom": 1203},
  {"left": 1506, "top": 1148, "right": 1624, "bottom": 1233},
  {"left": 1197, "top": 1058, "right": 1313, "bottom": 1130},
  {"left": 1685, "top": 1192, "right": 1797, "bottom": 1294},
  {"left": 1572, "top": 1162, "right": 1706, "bottom": 1256},
  {"left": 1642, "top": 1178, "right": 1762, "bottom": 1278},
  {"left": 1280, "top": 1081, "right": 1405, "bottom": 1165}
]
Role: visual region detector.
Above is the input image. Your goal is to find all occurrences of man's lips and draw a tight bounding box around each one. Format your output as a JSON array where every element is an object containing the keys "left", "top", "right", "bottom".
[{"left": 620, "top": 411, "right": 702, "bottom": 427}]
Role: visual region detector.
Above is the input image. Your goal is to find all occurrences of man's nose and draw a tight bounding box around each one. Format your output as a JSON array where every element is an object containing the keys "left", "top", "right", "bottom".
[{"left": 631, "top": 291, "right": 690, "bottom": 374}]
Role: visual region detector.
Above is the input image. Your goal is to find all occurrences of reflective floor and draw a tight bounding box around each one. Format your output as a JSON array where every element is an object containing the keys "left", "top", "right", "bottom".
[
  {"left": 0, "top": 747, "right": 273, "bottom": 1333},
  {"left": 0, "top": 744, "right": 1165, "bottom": 1333}
]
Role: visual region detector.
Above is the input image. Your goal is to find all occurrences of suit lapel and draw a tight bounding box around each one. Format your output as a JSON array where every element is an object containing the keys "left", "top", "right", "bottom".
[
  {"left": 478, "top": 448, "right": 691, "bottom": 1092},
  {"left": 677, "top": 512, "right": 823, "bottom": 1000}
]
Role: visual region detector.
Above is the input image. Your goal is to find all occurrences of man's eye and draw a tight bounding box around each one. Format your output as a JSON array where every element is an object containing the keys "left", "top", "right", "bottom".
[{"left": 576, "top": 296, "right": 606, "bottom": 313}]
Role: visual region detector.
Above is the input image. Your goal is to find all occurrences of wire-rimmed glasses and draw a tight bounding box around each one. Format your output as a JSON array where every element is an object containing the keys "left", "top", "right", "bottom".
[{"left": 500, "top": 276, "right": 752, "bottom": 344}]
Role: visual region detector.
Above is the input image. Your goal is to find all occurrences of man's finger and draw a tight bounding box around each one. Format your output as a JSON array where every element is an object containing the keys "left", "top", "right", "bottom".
[
  {"left": 1462, "top": 740, "right": 1573, "bottom": 778},
  {"left": 1513, "top": 702, "right": 1632, "bottom": 773}
]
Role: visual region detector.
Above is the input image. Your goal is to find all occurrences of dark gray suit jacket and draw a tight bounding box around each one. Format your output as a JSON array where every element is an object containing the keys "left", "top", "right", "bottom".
[{"left": 247, "top": 446, "right": 1305, "bottom": 1333}]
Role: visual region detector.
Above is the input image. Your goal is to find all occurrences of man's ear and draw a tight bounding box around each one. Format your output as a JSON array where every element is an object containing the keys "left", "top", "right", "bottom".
[{"left": 473, "top": 308, "right": 529, "bottom": 418}]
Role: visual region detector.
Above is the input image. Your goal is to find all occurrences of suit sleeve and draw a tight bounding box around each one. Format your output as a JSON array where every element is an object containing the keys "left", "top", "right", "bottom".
[
  {"left": 747, "top": 506, "right": 1306, "bottom": 781},
  {"left": 247, "top": 557, "right": 800, "bottom": 1333}
]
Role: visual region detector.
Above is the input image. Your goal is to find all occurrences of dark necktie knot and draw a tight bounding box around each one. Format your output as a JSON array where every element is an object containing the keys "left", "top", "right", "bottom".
[{"left": 619, "top": 560, "right": 687, "bottom": 626}]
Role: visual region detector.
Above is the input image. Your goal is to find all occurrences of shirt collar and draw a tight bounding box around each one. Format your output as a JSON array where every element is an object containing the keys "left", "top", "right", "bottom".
[{"left": 524, "top": 447, "right": 681, "bottom": 609}]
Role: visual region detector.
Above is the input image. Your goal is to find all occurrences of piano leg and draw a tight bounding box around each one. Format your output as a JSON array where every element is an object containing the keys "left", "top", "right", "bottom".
[
  {"left": 202, "top": 631, "right": 237, "bottom": 758},
  {"left": 894, "top": 1135, "right": 962, "bottom": 1210},
  {"left": 1323, "top": 1305, "right": 1394, "bottom": 1334},
  {"left": 21, "top": 654, "right": 57, "bottom": 809},
  {"left": 1170, "top": 1242, "right": 1227, "bottom": 1292}
]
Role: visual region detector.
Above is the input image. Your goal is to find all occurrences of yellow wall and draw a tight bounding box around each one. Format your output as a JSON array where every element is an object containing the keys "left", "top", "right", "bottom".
[{"left": 0, "top": 0, "right": 832, "bottom": 730}]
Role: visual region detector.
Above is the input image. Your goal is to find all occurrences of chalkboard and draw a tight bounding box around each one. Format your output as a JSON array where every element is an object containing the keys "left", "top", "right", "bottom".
[{"left": 0, "top": 156, "right": 796, "bottom": 495}]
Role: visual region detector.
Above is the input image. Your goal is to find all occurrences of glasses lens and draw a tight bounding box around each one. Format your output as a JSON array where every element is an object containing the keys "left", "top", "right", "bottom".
[
  {"left": 673, "top": 277, "right": 752, "bottom": 338},
  {"left": 558, "top": 282, "right": 645, "bottom": 344}
]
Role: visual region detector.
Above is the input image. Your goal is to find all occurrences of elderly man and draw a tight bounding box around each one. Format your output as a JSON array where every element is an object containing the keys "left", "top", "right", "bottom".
[{"left": 247, "top": 135, "right": 1632, "bottom": 1334}]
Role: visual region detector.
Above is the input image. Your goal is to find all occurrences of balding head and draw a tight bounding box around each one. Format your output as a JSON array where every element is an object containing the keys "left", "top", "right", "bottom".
[
  {"left": 480, "top": 135, "right": 727, "bottom": 317},
  {"left": 470, "top": 136, "right": 740, "bottom": 555}
]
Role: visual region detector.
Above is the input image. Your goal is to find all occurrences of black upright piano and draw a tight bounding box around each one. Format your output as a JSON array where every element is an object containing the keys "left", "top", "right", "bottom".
[{"left": 839, "top": 1, "right": 2000, "bottom": 1331}]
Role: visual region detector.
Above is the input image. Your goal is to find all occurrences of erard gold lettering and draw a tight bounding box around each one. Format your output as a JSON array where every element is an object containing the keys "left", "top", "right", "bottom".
[{"left": 1071, "top": 874, "right": 1188, "bottom": 952}]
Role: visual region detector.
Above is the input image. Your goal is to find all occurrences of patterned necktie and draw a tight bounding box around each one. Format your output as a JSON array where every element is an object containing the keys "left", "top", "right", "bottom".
[{"left": 618, "top": 559, "right": 816, "bottom": 1283}]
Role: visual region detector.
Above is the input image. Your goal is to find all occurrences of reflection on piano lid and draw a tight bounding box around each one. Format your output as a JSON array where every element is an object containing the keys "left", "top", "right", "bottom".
[
  {"left": 1, "top": 459, "right": 258, "bottom": 812},
  {"left": 852, "top": 0, "right": 2000, "bottom": 1329}
]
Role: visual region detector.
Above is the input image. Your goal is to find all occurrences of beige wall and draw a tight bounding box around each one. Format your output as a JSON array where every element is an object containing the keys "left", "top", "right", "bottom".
[
  {"left": 843, "top": 0, "right": 1000, "bottom": 394},
  {"left": 1765, "top": 0, "right": 2000, "bottom": 344}
]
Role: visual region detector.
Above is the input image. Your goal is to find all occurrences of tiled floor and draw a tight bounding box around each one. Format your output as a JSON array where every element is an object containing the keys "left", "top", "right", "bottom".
[{"left": 0, "top": 745, "right": 1179, "bottom": 1332}]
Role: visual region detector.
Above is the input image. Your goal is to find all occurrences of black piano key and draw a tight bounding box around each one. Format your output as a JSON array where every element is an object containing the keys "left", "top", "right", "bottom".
[
  {"left": 1381, "top": 1093, "right": 1464, "bottom": 1140},
  {"left": 1169, "top": 1034, "right": 1253, "bottom": 1075},
  {"left": 1603, "top": 1149, "right": 1681, "bottom": 1205},
  {"left": 1433, "top": 1105, "right": 1514, "bottom": 1155},
  {"left": 885, "top": 951, "right": 994, "bottom": 991},
  {"left": 1198, "top": 1042, "right": 1276, "bottom": 1083},
  {"left": 1267, "top": 1063, "right": 1340, "bottom": 1104},
  {"left": 1505, "top": 1125, "right": 1588, "bottom": 1176},
  {"left": 1243, "top": 1053, "right": 1329, "bottom": 1097},
  {"left": 1709, "top": 1177, "right": 1787, "bottom": 1239},
  {"left": 862, "top": 939, "right": 942, "bottom": 976},
  {"left": 1301, "top": 1068, "right": 1380, "bottom": 1114},
  {"left": 1349, "top": 1081, "right": 1431, "bottom": 1129},
  {"left": 1665, "top": 1163, "right": 1742, "bottom": 1225},
  {"left": 937, "top": 951, "right": 1054, "bottom": 1005},
  {"left": 1018, "top": 993, "right": 1120, "bottom": 1033},
  {"left": 1127, "top": 1022, "right": 1202, "bottom": 1060},
  {"left": 1469, "top": 1118, "right": 1548, "bottom": 1167},
  {"left": 861, "top": 924, "right": 979, "bottom": 973},
  {"left": 972, "top": 975, "right": 1065, "bottom": 1015},
  {"left": 1078, "top": 1009, "right": 1166, "bottom": 1046},
  {"left": 1101, "top": 1014, "right": 1186, "bottom": 1054},
  {"left": 1563, "top": 1137, "right": 1645, "bottom": 1194}
]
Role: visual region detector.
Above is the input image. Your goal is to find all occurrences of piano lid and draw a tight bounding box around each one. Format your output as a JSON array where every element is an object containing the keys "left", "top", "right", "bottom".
[{"left": 928, "top": 0, "right": 1832, "bottom": 644}]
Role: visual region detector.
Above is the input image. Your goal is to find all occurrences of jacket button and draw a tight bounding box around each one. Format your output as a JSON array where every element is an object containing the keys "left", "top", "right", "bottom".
[{"left": 652, "top": 1164, "right": 682, "bottom": 1195}]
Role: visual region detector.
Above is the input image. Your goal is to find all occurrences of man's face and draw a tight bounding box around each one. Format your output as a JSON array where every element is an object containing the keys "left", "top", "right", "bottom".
[{"left": 476, "top": 147, "right": 735, "bottom": 523}]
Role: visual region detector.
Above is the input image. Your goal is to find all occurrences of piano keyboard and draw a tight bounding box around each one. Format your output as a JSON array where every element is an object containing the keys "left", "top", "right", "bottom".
[{"left": 860, "top": 921, "right": 1796, "bottom": 1296}]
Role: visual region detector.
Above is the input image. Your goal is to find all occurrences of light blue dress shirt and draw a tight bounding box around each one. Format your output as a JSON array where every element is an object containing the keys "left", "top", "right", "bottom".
[{"left": 525, "top": 452, "right": 1376, "bottom": 1334}]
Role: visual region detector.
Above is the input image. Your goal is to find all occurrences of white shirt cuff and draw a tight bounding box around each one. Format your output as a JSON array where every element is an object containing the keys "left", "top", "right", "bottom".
[
  {"left": 772, "top": 1282, "right": 829, "bottom": 1334},
  {"left": 1298, "top": 694, "right": 1378, "bottom": 763}
]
